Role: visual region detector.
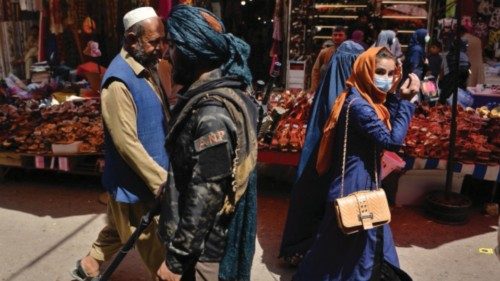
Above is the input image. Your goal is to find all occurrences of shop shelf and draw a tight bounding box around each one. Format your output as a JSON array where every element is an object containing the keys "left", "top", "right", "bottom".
[
  {"left": 0, "top": 152, "right": 22, "bottom": 167},
  {"left": 318, "top": 15, "right": 357, "bottom": 19},
  {"left": 315, "top": 4, "right": 367, "bottom": 9},
  {"left": 313, "top": 35, "right": 333, "bottom": 40},
  {"left": 397, "top": 30, "right": 417, "bottom": 34},
  {"left": 382, "top": 1, "right": 426, "bottom": 4},
  {"left": 382, "top": 15, "right": 427, "bottom": 19}
]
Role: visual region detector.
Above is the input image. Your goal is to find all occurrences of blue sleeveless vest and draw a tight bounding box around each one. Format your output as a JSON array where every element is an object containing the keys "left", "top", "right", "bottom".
[{"left": 101, "top": 54, "right": 169, "bottom": 203}]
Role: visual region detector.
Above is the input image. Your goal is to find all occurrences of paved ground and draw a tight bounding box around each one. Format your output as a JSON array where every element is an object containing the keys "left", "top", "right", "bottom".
[{"left": 0, "top": 168, "right": 499, "bottom": 281}]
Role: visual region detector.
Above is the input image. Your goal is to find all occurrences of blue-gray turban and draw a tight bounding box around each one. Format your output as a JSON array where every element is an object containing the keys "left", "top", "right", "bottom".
[{"left": 167, "top": 5, "right": 252, "bottom": 86}]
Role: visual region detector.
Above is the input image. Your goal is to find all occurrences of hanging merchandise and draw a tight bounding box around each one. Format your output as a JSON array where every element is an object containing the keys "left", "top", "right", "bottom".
[
  {"left": 19, "top": 0, "right": 37, "bottom": 12},
  {"left": 474, "top": 17, "right": 490, "bottom": 48},
  {"left": 0, "top": 21, "right": 36, "bottom": 78},
  {"left": 158, "top": 0, "right": 174, "bottom": 19},
  {"left": 82, "top": 16, "right": 96, "bottom": 35},
  {"left": 49, "top": 0, "right": 63, "bottom": 35},
  {"left": 66, "top": 0, "right": 77, "bottom": 26},
  {"left": 74, "top": 0, "right": 87, "bottom": 33},
  {"left": 269, "top": 0, "right": 282, "bottom": 58},
  {"left": 437, "top": 18, "right": 457, "bottom": 51},
  {"left": 461, "top": 16, "right": 473, "bottom": 32},
  {"left": 1, "top": 0, "right": 24, "bottom": 21},
  {"left": 490, "top": 7, "right": 500, "bottom": 29},
  {"left": 487, "top": 29, "right": 500, "bottom": 55},
  {"left": 445, "top": 0, "right": 456, "bottom": 18},
  {"left": 272, "top": 0, "right": 282, "bottom": 42},
  {"left": 477, "top": 0, "right": 495, "bottom": 17}
]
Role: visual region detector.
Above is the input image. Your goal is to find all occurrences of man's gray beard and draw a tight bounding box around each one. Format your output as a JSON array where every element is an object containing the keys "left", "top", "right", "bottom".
[{"left": 132, "top": 48, "right": 159, "bottom": 69}]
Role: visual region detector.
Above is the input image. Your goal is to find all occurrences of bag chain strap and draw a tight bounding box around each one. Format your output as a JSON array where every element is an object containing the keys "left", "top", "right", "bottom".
[{"left": 340, "top": 98, "right": 380, "bottom": 198}]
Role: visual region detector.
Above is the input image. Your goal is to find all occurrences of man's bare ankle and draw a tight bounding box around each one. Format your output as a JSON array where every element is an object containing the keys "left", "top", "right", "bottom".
[{"left": 81, "top": 255, "right": 101, "bottom": 277}]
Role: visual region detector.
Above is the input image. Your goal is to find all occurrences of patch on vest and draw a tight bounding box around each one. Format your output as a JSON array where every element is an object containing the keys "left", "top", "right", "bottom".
[
  {"left": 196, "top": 130, "right": 232, "bottom": 180},
  {"left": 194, "top": 130, "right": 228, "bottom": 152}
]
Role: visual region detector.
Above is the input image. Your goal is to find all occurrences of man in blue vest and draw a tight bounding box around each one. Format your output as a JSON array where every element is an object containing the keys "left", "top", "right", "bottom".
[{"left": 71, "top": 7, "right": 169, "bottom": 281}]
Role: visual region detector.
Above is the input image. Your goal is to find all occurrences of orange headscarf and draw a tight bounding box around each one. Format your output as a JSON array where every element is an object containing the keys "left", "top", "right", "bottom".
[{"left": 316, "top": 47, "right": 402, "bottom": 175}]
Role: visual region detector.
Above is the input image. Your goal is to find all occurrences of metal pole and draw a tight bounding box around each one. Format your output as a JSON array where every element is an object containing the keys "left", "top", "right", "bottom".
[
  {"left": 426, "top": 0, "right": 437, "bottom": 37},
  {"left": 444, "top": 0, "right": 461, "bottom": 195},
  {"left": 284, "top": 0, "right": 291, "bottom": 89}
]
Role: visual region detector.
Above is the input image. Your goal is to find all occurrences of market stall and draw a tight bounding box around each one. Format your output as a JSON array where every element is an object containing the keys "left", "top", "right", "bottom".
[
  {"left": 0, "top": 0, "right": 280, "bottom": 178},
  {"left": 0, "top": 82, "right": 105, "bottom": 177}
]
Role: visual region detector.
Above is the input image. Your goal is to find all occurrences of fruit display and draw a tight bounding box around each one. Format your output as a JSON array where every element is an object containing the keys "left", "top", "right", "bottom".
[
  {"left": 404, "top": 104, "right": 500, "bottom": 164},
  {"left": 475, "top": 105, "right": 500, "bottom": 119},
  {"left": 0, "top": 98, "right": 103, "bottom": 153}
]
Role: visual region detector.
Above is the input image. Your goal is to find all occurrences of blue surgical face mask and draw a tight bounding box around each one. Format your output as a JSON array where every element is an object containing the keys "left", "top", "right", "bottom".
[{"left": 374, "top": 74, "right": 393, "bottom": 93}]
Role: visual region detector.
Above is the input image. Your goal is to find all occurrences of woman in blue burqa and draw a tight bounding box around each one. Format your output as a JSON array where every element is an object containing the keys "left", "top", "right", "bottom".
[
  {"left": 374, "top": 30, "right": 403, "bottom": 59},
  {"left": 279, "top": 41, "right": 365, "bottom": 264},
  {"left": 293, "top": 47, "right": 419, "bottom": 281},
  {"left": 402, "top": 28, "right": 428, "bottom": 81}
]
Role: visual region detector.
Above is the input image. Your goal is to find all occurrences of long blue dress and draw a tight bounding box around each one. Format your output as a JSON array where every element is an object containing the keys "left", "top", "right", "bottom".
[
  {"left": 293, "top": 88, "right": 416, "bottom": 281},
  {"left": 280, "top": 41, "right": 364, "bottom": 258},
  {"left": 402, "top": 28, "right": 427, "bottom": 81}
]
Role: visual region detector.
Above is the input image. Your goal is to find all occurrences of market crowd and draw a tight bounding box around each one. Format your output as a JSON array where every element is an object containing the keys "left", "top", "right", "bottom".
[{"left": 68, "top": 4, "right": 498, "bottom": 281}]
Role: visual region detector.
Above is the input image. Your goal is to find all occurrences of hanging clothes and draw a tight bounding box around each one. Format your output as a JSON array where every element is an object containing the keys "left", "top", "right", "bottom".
[
  {"left": 34, "top": 0, "right": 42, "bottom": 11},
  {"left": 0, "top": 21, "right": 34, "bottom": 78},
  {"left": 402, "top": 28, "right": 427, "bottom": 81},
  {"left": 158, "top": 0, "right": 173, "bottom": 19},
  {"left": 463, "top": 32, "right": 485, "bottom": 87},
  {"left": 49, "top": 0, "right": 63, "bottom": 35}
]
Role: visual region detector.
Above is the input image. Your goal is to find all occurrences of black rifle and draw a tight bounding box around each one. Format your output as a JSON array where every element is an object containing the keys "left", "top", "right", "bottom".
[
  {"left": 96, "top": 195, "right": 163, "bottom": 281},
  {"left": 95, "top": 61, "right": 282, "bottom": 280}
]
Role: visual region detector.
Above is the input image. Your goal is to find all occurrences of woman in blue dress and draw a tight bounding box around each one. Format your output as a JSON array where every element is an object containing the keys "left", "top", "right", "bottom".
[
  {"left": 279, "top": 41, "right": 365, "bottom": 264},
  {"left": 293, "top": 47, "right": 420, "bottom": 281},
  {"left": 402, "top": 28, "right": 428, "bottom": 81}
]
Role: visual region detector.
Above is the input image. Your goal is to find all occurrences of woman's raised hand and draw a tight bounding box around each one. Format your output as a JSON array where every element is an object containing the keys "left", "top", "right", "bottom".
[{"left": 400, "top": 73, "right": 420, "bottom": 100}]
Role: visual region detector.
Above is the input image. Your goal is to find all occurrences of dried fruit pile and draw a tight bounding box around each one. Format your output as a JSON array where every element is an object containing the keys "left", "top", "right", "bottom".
[
  {"left": 0, "top": 99, "right": 103, "bottom": 153},
  {"left": 404, "top": 104, "right": 500, "bottom": 164}
]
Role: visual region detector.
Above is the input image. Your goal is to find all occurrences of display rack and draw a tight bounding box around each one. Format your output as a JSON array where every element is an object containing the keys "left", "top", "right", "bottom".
[
  {"left": 312, "top": 2, "right": 369, "bottom": 42},
  {"left": 0, "top": 152, "right": 103, "bottom": 179},
  {"left": 285, "top": 0, "right": 315, "bottom": 90},
  {"left": 379, "top": 0, "right": 430, "bottom": 49},
  {"left": 310, "top": 0, "right": 430, "bottom": 49}
]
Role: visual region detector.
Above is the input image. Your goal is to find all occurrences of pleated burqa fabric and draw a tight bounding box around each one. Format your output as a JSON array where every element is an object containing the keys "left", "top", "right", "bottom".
[{"left": 279, "top": 41, "right": 364, "bottom": 259}]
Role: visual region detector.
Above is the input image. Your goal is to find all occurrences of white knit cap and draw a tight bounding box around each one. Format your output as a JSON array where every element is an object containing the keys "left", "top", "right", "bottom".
[{"left": 123, "top": 7, "right": 158, "bottom": 31}]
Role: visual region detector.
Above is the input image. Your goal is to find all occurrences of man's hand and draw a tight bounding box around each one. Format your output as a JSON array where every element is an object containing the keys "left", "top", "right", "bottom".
[
  {"left": 155, "top": 181, "right": 167, "bottom": 198},
  {"left": 399, "top": 73, "right": 421, "bottom": 100},
  {"left": 157, "top": 261, "right": 181, "bottom": 281}
]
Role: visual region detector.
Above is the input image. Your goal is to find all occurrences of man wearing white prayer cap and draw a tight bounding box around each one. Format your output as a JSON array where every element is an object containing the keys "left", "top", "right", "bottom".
[{"left": 71, "top": 6, "right": 169, "bottom": 281}]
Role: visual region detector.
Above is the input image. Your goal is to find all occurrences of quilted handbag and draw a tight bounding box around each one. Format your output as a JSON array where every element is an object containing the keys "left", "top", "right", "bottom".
[{"left": 334, "top": 98, "right": 391, "bottom": 235}]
